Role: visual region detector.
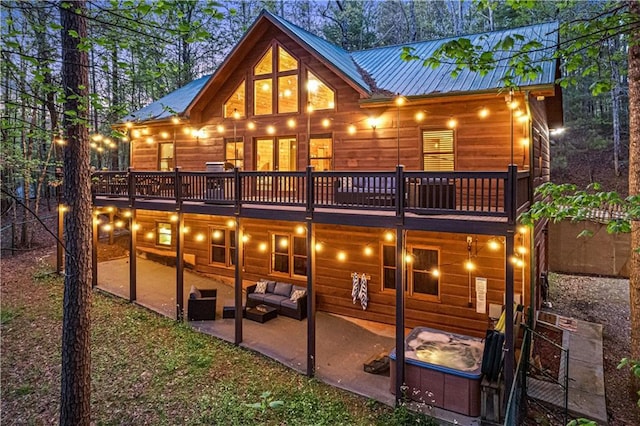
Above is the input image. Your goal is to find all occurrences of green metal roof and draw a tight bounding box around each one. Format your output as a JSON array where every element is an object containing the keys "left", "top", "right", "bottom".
[
  {"left": 351, "top": 22, "right": 559, "bottom": 96},
  {"left": 120, "top": 75, "right": 211, "bottom": 123},
  {"left": 122, "top": 14, "right": 559, "bottom": 123}
]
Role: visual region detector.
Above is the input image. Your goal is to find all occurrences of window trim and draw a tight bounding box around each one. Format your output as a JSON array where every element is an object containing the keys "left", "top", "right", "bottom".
[
  {"left": 224, "top": 137, "right": 244, "bottom": 170},
  {"left": 269, "top": 232, "right": 307, "bottom": 278},
  {"left": 305, "top": 68, "right": 336, "bottom": 112},
  {"left": 251, "top": 42, "right": 300, "bottom": 116},
  {"left": 309, "top": 133, "right": 333, "bottom": 171},
  {"left": 157, "top": 142, "right": 174, "bottom": 171},
  {"left": 209, "top": 227, "right": 236, "bottom": 268},
  {"left": 155, "top": 221, "right": 173, "bottom": 247},
  {"left": 380, "top": 243, "right": 441, "bottom": 301},
  {"left": 421, "top": 128, "right": 456, "bottom": 171},
  {"left": 408, "top": 245, "right": 440, "bottom": 301},
  {"left": 223, "top": 80, "right": 246, "bottom": 118}
]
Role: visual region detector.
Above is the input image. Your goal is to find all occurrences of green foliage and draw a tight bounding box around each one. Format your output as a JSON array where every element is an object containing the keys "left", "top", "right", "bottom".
[
  {"left": 520, "top": 182, "right": 638, "bottom": 232},
  {"left": 376, "top": 402, "right": 438, "bottom": 426},
  {"left": 567, "top": 419, "right": 598, "bottom": 426},
  {"left": 244, "top": 390, "right": 285, "bottom": 414},
  {"left": 0, "top": 307, "right": 20, "bottom": 325},
  {"left": 617, "top": 358, "right": 640, "bottom": 407}
]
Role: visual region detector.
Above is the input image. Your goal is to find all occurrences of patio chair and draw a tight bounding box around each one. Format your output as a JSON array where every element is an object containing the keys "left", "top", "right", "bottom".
[{"left": 187, "top": 289, "right": 217, "bottom": 321}]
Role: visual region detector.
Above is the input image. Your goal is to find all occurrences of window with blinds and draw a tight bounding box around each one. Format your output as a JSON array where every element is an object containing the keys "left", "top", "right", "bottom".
[{"left": 422, "top": 130, "right": 454, "bottom": 171}]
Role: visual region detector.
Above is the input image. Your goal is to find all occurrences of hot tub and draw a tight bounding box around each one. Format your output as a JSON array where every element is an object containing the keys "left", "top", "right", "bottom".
[{"left": 389, "top": 326, "right": 484, "bottom": 416}]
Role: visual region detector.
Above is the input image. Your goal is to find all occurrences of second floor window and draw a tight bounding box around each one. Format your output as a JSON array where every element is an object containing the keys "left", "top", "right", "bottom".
[
  {"left": 158, "top": 143, "right": 174, "bottom": 171},
  {"left": 225, "top": 138, "right": 244, "bottom": 170},
  {"left": 309, "top": 135, "right": 333, "bottom": 170},
  {"left": 422, "top": 130, "right": 454, "bottom": 171},
  {"left": 224, "top": 81, "right": 245, "bottom": 118},
  {"left": 253, "top": 45, "right": 299, "bottom": 116}
]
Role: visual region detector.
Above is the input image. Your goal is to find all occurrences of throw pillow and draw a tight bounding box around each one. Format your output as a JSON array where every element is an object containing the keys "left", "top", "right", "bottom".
[
  {"left": 189, "top": 285, "right": 201, "bottom": 299},
  {"left": 274, "top": 282, "right": 293, "bottom": 297},
  {"left": 254, "top": 280, "right": 268, "bottom": 294},
  {"left": 290, "top": 289, "right": 306, "bottom": 302}
]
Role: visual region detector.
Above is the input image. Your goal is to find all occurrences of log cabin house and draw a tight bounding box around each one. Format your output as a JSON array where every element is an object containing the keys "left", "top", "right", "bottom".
[{"left": 91, "top": 10, "right": 562, "bottom": 413}]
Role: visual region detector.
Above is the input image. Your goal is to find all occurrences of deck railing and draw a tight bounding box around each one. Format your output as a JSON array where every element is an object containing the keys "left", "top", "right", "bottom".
[{"left": 92, "top": 165, "right": 530, "bottom": 218}]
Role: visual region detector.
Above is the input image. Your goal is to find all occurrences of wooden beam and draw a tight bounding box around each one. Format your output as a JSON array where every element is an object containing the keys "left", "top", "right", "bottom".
[
  {"left": 176, "top": 211, "right": 185, "bottom": 321},
  {"left": 504, "top": 230, "right": 515, "bottom": 395},
  {"left": 129, "top": 209, "right": 137, "bottom": 302},
  {"left": 394, "top": 227, "right": 405, "bottom": 404},
  {"left": 306, "top": 221, "right": 315, "bottom": 377},
  {"left": 234, "top": 217, "right": 243, "bottom": 345}
]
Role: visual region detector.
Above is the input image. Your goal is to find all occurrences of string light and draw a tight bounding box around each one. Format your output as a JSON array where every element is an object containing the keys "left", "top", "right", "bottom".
[
  {"left": 367, "top": 117, "right": 379, "bottom": 130},
  {"left": 266, "top": 125, "right": 276, "bottom": 135},
  {"left": 337, "top": 251, "right": 347, "bottom": 261},
  {"left": 170, "top": 214, "right": 178, "bottom": 222},
  {"left": 348, "top": 124, "right": 356, "bottom": 135},
  {"left": 102, "top": 224, "right": 112, "bottom": 232},
  {"left": 145, "top": 232, "right": 154, "bottom": 240},
  {"left": 58, "top": 205, "right": 68, "bottom": 213},
  {"left": 212, "top": 230, "right": 222, "bottom": 240},
  {"left": 405, "top": 254, "right": 413, "bottom": 263},
  {"left": 517, "top": 246, "right": 527, "bottom": 255},
  {"left": 314, "top": 242, "right": 323, "bottom": 252},
  {"left": 478, "top": 107, "right": 489, "bottom": 118},
  {"left": 518, "top": 226, "right": 528, "bottom": 234},
  {"left": 216, "top": 125, "right": 225, "bottom": 133},
  {"left": 464, "top": 260, "right": 475, "bottom": 271},
  {"left": 160, "top": 131, "right": 170, "bottom": 139},
  {"left": 171, "top": 116, "right": 180, "bottom": 124},
  {"left": 364, "top": 246, "right": 373, "bottom": 256},
  {"left": 242, "top": 234, "right": 250, "bottom": 243},
  {"left": 431, "top": 268, "right": 440, "bottom": 277},
  {"left": 132, "top": 130, "right": 141, "bottom": 138},
  {"left": 247, "top": 122, "right": 256, "bottom": 130},
  {"left": 447, "top": 117, "right": 457, "bottom": 129},
  {"left": 259, "top": 242, "right": 268, "bottom": 252},
  {"left": 132, "top": 223, "right": 140, "bottom": 231},
  {"left": 295, "top": 225, "right": 305, "bottom": 235},
  {"left": 279, "top": 238, "right": 289, "bottom": 248},
  {"left": 322, "top": 118, "right": 331, "bottom": 128},
  {"left": 125, "top": 121, "right": 134, "bottom": 128},
  {"left": 122, "top": 211, "right": 132, "bottom": 218},
  {"left": 287, "top": 118, "right": 296, "bottom": 128},
  {"left": 195, "top": 233, "right": 205, "bottom": 242},
  {"left": 384, "top": 231, "right": 394, "bottom": 242},
  {"left": 142, "top": 128, "right": 150, "bottom": 135},
  {"left": 518, "top": 115, "right": 529, "bottom": 123},
  {"left": 114, "top": 220, "right": 124, "bottom": 228},
  {"left": 488, "top": 238, "right": 501, "bottom": 251},
  {"left": 227, "top": 219, "right": 235, "bottom": 228},
  {"left": 415, "top": 111, "right": 426, "bottom": 121}
]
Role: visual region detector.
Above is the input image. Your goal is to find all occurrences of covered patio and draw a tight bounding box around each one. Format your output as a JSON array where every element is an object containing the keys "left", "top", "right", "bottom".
[{"left": 97, "top": 256, "right": 481, "bottom": 425}]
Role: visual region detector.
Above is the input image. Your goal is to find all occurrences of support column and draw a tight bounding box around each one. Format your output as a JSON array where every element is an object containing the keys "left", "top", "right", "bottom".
[
  {"left": 394, "top": 227, "right": 405, "bottom": 403},
  {"left": 129, "top": 209, "right": 137, "bottom": 302},
  {"left": 91, "top": 209, "right": 98, "bottom": 287},
  {"left": 176, "top": 211, "right": 185, "bottom": 321},
  {"left": 504, "top": 230, "right": 516, "bottom": 394},
  {"left": 234, "top": 218, "right": 243, "bottom": 345},
  {"left": 108, "top": 209, "right": 114, "bottom": 245},
  {"left": 306, "top": 221, "right": 315, "bottom": 377}
]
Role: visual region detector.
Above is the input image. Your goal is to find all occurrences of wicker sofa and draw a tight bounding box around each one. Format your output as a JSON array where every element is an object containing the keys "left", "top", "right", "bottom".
[{"left": 246, "top": 280, "right": 307, "bottom": 320}]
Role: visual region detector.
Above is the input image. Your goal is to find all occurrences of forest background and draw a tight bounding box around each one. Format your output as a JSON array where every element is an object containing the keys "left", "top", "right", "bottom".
[{"left": 1, "top": 0, "right": 630, "bottom": 243}]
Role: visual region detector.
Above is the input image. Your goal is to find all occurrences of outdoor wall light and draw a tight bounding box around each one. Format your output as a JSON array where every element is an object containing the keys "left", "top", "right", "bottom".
[{"left": 367, "top": 117, "right": 379, "bottom": 130}]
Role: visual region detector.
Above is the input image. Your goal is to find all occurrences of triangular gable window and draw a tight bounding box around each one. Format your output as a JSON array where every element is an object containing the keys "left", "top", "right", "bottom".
[
  {"left": 224, "top": 81, "right": 245, "bottom": 118},
  {"left": 307, "top": 71, "right": 335, "bottom": 111},
  {"left": 254, "top": 48, "right": 273, "bottom": 75},
  {"left": 278, "top": 46, "right": 297, "bottom": 72}
]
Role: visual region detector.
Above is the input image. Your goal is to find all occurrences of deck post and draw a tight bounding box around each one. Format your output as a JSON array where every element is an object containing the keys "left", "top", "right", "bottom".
[
  {"left": 175, "top": 167, "right": 184, "bottom": 321},
  {"left": 306, "top": 166, "right": 316, "bottom": 377},
  {"left": 504, "top": 230, "right": 516, "bottom": 397},
  {"left": 129, "top": 208, "right": 137, "bottom": 302},
  {"left": 394, "top": 226, "right": 405, "bottom": 404},
  {"left": 91, "top": 209, "right": 98, "bottom": 287},
  {"left": 108, "top": 210, "right": 114, "bottom": 245},
  {"left": 234, "top": 217, "right": 243, "bottom": 345}
]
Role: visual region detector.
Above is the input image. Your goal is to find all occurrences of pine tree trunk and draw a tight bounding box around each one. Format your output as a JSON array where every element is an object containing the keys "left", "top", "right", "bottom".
[
  {"left": 627, "top": 0, "right": 640, "bottom": 389},
  {"left": 59, "top": 1, "right": 92, "bottom": 424}
]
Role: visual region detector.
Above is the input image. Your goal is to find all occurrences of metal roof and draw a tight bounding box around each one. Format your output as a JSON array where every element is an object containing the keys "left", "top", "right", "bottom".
[
  {"left": 351, "top": 22, "right": 559, "bottom": 96},
  {"left": 120, "top": 75, "right": 211, "bottom": 123},
  {"left": 121, "top": 15, "right": 559, "bottom": 123}
]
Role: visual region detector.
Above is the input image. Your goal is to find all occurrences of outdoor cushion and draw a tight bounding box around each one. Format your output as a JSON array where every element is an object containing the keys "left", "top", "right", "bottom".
[
  {"left": 264, "top": 294, "right": 288, "bottom": 305},
  {"left": 280, "top": 299, "right": 301, "bottom": 310},
  {"left": 266, "top": 280, "right": 277, "bottom": 293},
  {"left": 189, "top": 285, "right": 201, "bottom": 299},
  {"left": 248, "top": 293, "right": 267, "bottom": 303},
  {"left": 290, "top": 289, "right": 306, "bottom": 302},
  {"left": 255, "top": 280, "right": 268, "bottom": 294},
  {"left": 273, "top": 282, "right": 293, "bottom": 297}
]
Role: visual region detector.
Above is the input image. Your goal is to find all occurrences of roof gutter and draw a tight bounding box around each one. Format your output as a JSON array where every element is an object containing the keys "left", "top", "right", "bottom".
[{"left": 358, "top": 84, "right": 556, "bottom": 107}]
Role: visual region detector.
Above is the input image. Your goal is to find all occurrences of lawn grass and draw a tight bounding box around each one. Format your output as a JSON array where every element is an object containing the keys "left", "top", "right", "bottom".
[{"left": 1, "top": 258, "right": 436, "bottom": 425}]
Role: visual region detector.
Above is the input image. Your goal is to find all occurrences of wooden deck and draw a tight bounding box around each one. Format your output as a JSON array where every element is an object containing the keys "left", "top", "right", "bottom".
[{"left": 92, "top": 166, "right": 529, "bottom": 234}]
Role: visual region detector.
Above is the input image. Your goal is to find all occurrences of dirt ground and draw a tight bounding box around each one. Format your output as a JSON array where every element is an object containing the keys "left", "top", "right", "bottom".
[{"left": 546, "top": 273, "right": 639, "bottom": 425}]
